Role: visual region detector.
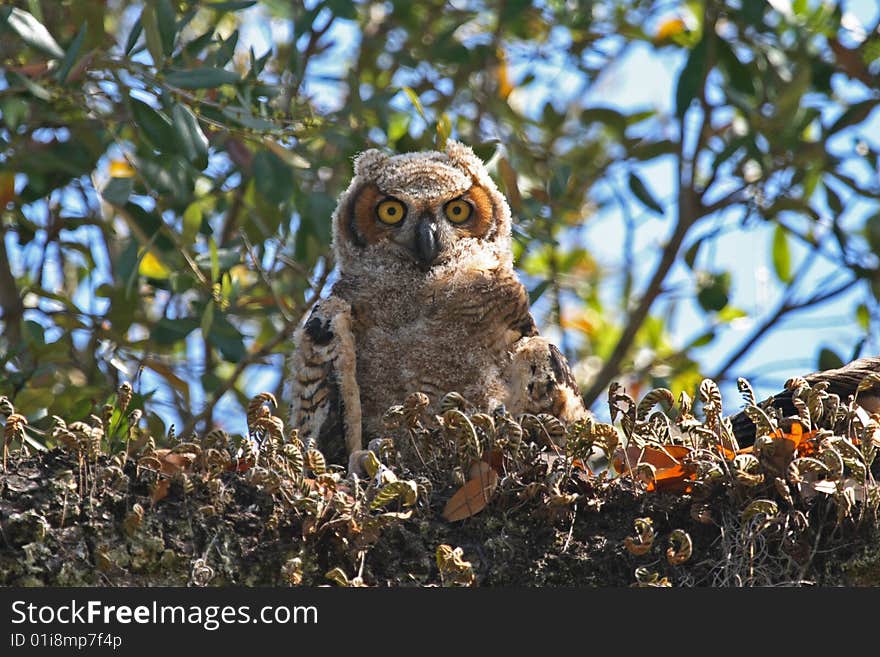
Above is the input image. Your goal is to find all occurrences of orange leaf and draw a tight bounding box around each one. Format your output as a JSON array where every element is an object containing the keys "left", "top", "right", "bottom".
[
  {"left": 481, "top": 448, "right": 504, "bottom": 475},
  {"left": 613, "top": 444, "right": 696, "bottom": 494},
  {"left": 150, "top": 449, "right": 194, "bottom": 503},
  {"left": 761, "top": 421, "right": 818, "bottom": 471},
  {"left": 109, "top": 159, "right": 135, "bottom": 178},
  {"left": 151, "top": 479, "right": 170, "bottom": 504},
  {"left": 442, "top": 463, "right": 499, "bottom": 522},
  {"left": 654, "top": 17, "right": 687, "bottom": 44}
]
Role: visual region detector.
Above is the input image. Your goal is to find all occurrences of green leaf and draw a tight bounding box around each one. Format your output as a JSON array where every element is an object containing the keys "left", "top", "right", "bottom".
[
  {"left": 3, "top": 7, "right": 65, "bottom": 59},
  {"left": 252, "top": 151, "right": 291, "bottom": 204},
  {"left": 402, "top": 87, "right": 428, "bottom": 123},
  {"left": 136, "top": 155, "right": 194, "bottom": 204},
  {"left": 156, "top": 0, "right": 176, "bottom": 56},
  {"left": 771, "top": 224, "right": 791, "bottom": 283},
  {"left": 56, "top": 22, "right": 86, "bottom": 83},
  {"left": 130, "top": 99, "right": 177, "bottom": 154},
  {"left": 628, "top": 172, "right": 664, "bottom": 215},
  {"left": 209, "top": 237, "right": 220, "bottom": 282},
  {"left": 717, "top": 306, "right": 747, "bottom": 323},
  {"left": 687, "top": 330, "right": 715, "bottom": 348},
  {"left": 141, "top": 5, "right": 165, "bottom": 66},
  {"left": 207, "top": 1, "right": 258, "bottom": 10},
  {"left": 580, "top": 107, "right": 627, "bottom": 134},
  {"left": 326, "top": 0, "right": 358, "bottom": 19},
  {"left": 865, "top": 212, "right": 880, "bottom": 254},
  {"left": 630, "top": 139, "right": 677, "bottom": 161},
  {"left": 0, "top": 97, "right": 29, "bottom": 131},
  {"left": 675, "top": 34, "right": 708, "bottom": 119},
  {"left": 102, "top": 177, "right": 133, "bottom": 206},
  {"left": 856, "top": 304, "right": 870, "bottom": 331},
  {"left": 124, "top": 12, "right": 143, "bottom": 55},
  {"left": 171, "top": 104, "right": 209, "bottom": 169},
  {"left": 435, "top": 113, "right": 451, "bottom": 150},
  {"left": 697, "top": 272, "right": 730, "bottom": 312},
  {"left": 715, "top": 38, "right": 755, "bottom": 97},
  {"left": 201, "top": 300, "right": 215, "bottom": 337},
  {"left": 684, "top": 240, "right": 701, "bottom": 269},
  {"left": 528, "top": 280, "right": 551, "bottom": 304},
  {"left": 824, "top": 180, "right": 843, "bottom": 217},
  {"left": 153, "top": 317, "right": 200, "bottom": 345},
  {"left": 164, "top": 67, "right": 241, "bottom": 89},
  {"left": 207, "top": 314, "right": 246, "bottom": 362},
  {"left": 182, "top": 202, "right": 203, "bottom": 246},
  {"left": 818, "top": 347, "right": 844, "bottom": 372},
  {"left": 122, "top": 202, "right": 175, "bottom": 252},
  {"left": 828, "top": 99, "right": 879, "bottom": 135}
]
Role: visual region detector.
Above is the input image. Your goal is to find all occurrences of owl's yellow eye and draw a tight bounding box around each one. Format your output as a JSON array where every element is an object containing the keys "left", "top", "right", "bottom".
[
  {"left": 444, "top": 199, "right": 472, "bottom": 223},
  {"left": 376, "top": 198, "right": 406, "bottom": 225}
]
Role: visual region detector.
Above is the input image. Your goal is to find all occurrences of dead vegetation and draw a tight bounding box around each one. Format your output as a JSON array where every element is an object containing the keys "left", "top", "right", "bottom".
[{"left": 1, "top": 373, "right": 879, "bottom": 587}]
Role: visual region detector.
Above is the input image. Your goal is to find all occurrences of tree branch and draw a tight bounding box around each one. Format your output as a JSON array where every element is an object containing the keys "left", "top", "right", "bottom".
[{"left": 0, "top": 229, "right": 24, "bottom": 347}]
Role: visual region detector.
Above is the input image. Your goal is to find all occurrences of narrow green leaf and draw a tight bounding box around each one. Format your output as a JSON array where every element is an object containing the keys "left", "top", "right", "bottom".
[
  {"left": 402, "top": 87, "right": 428, "bottom": 123},
  {"left": 207, "top": 1, "right": 258, "bottom": 10},
  {"left": 124, "top": 13, "right": 143, "bottom": 55},
  {"left": 435, "top": 113, "right": 451, "bottom": 150},
  {"left": 171, "top": 104, "right": 209, "bottom": 169},
  {"left": 529, "top": 280, "right": 551, "bottom": 304},
  {"left": 209, "top": 237, "right": 220, "bottom": 282},
  {"left": 628, "top": 172, "right": 664, "bottom": 215},
  {"left": 771, "top": 224, "right": 792, "bottom": 283},
  {"left": 3, "top": 7, "right": 65, "bottom": 58},
  {"left": 828, "top": 99, "right": 879, "bottom": 135},
  {"left": 140, "top": 5, "right": 165, "bottom": 66},
  {"left": 56, "top": 22, "right": 86, "bottom": 83},
  {"left": 580, "top": 107, "right": 627, "bottom": 134},
  {"left": 684, "top": 240, "right": 701, "bottom": 269},
  {"left": 122, "top": 202, "right": 175, "bottom": 252},
  {"left": 164, "top": 67, "right": 241, "bottom": 89},
  {"left": 824, "top": 180, "right": 843, "bottom": 217},
  {"left": 252, "top": 151, "right": 291, "bottom": 205},
  {"left": 675, "top": 35, "right": 708, "bottom": 119},
  {"left": 856, "top": 304, "right": 870, "bottom": 331},
  {"left": 630, "top": 139, "right": 677, "bottom": 161},
  {"left": 818, "top": 347, "right": 844, "bottom": 372},
  {"left": 201, "top": 301, "right": 215, "bottom": 338},
  {"left": 130, "top": 99, "right": 177, "bottom": 154},
  {"left": 156, "top": 0, "right": 176, "bottom": 56},
  {"left": 207, "top": 313, "right": 246, "bottom": 361},
  {"left": 182, "top": 202, "right": 203, "bottom": 246}
]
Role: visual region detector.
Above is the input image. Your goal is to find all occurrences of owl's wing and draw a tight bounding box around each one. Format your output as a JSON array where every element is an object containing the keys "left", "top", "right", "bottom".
[
  {"left": 288, "top": 296, "right": 362, "bottom": 464},
  {"left": 507, "top": 336, "right": 588, "bottom": 425},
  {"left": 730, "top": 356, "right": 880, "bottom": 446}
]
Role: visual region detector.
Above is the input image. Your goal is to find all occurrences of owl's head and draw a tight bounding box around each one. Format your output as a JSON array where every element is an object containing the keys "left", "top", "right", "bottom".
[{"left": 331, "top": 140, "right": 512, "bottom": 277}]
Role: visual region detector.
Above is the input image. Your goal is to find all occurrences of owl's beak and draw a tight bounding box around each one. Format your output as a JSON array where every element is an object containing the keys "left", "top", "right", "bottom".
[{"left": 414, "top": 216, "right": 441, "bottom": 270}]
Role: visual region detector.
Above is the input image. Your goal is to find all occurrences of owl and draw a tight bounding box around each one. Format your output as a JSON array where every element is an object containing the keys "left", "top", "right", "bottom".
[{"left": 288, "top": 140, "right": 587, "bottom": 467}]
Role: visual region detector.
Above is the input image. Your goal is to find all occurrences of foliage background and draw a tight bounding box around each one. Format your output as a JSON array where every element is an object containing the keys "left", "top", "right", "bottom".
[{"left": 1, "top": 0, "right": 879, "bottom": 444}]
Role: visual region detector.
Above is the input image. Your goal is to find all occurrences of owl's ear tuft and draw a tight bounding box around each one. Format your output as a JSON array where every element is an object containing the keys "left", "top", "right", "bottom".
[
  {"left": 353, "top": 149, "right": 388, "bottom": 178},
  {"left": 445, "top": 140, "right": 485, "bottom": 180}
]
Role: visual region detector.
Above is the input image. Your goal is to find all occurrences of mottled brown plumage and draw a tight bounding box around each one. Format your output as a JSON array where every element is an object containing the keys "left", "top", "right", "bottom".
[{"left": 288, "top": 141, "right": 587, "bottom": 465}]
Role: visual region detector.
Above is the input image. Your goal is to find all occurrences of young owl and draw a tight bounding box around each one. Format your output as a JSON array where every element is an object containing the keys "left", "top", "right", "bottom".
[{"left": 288, "top": 140, "right": 587, "bottom": 465}]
